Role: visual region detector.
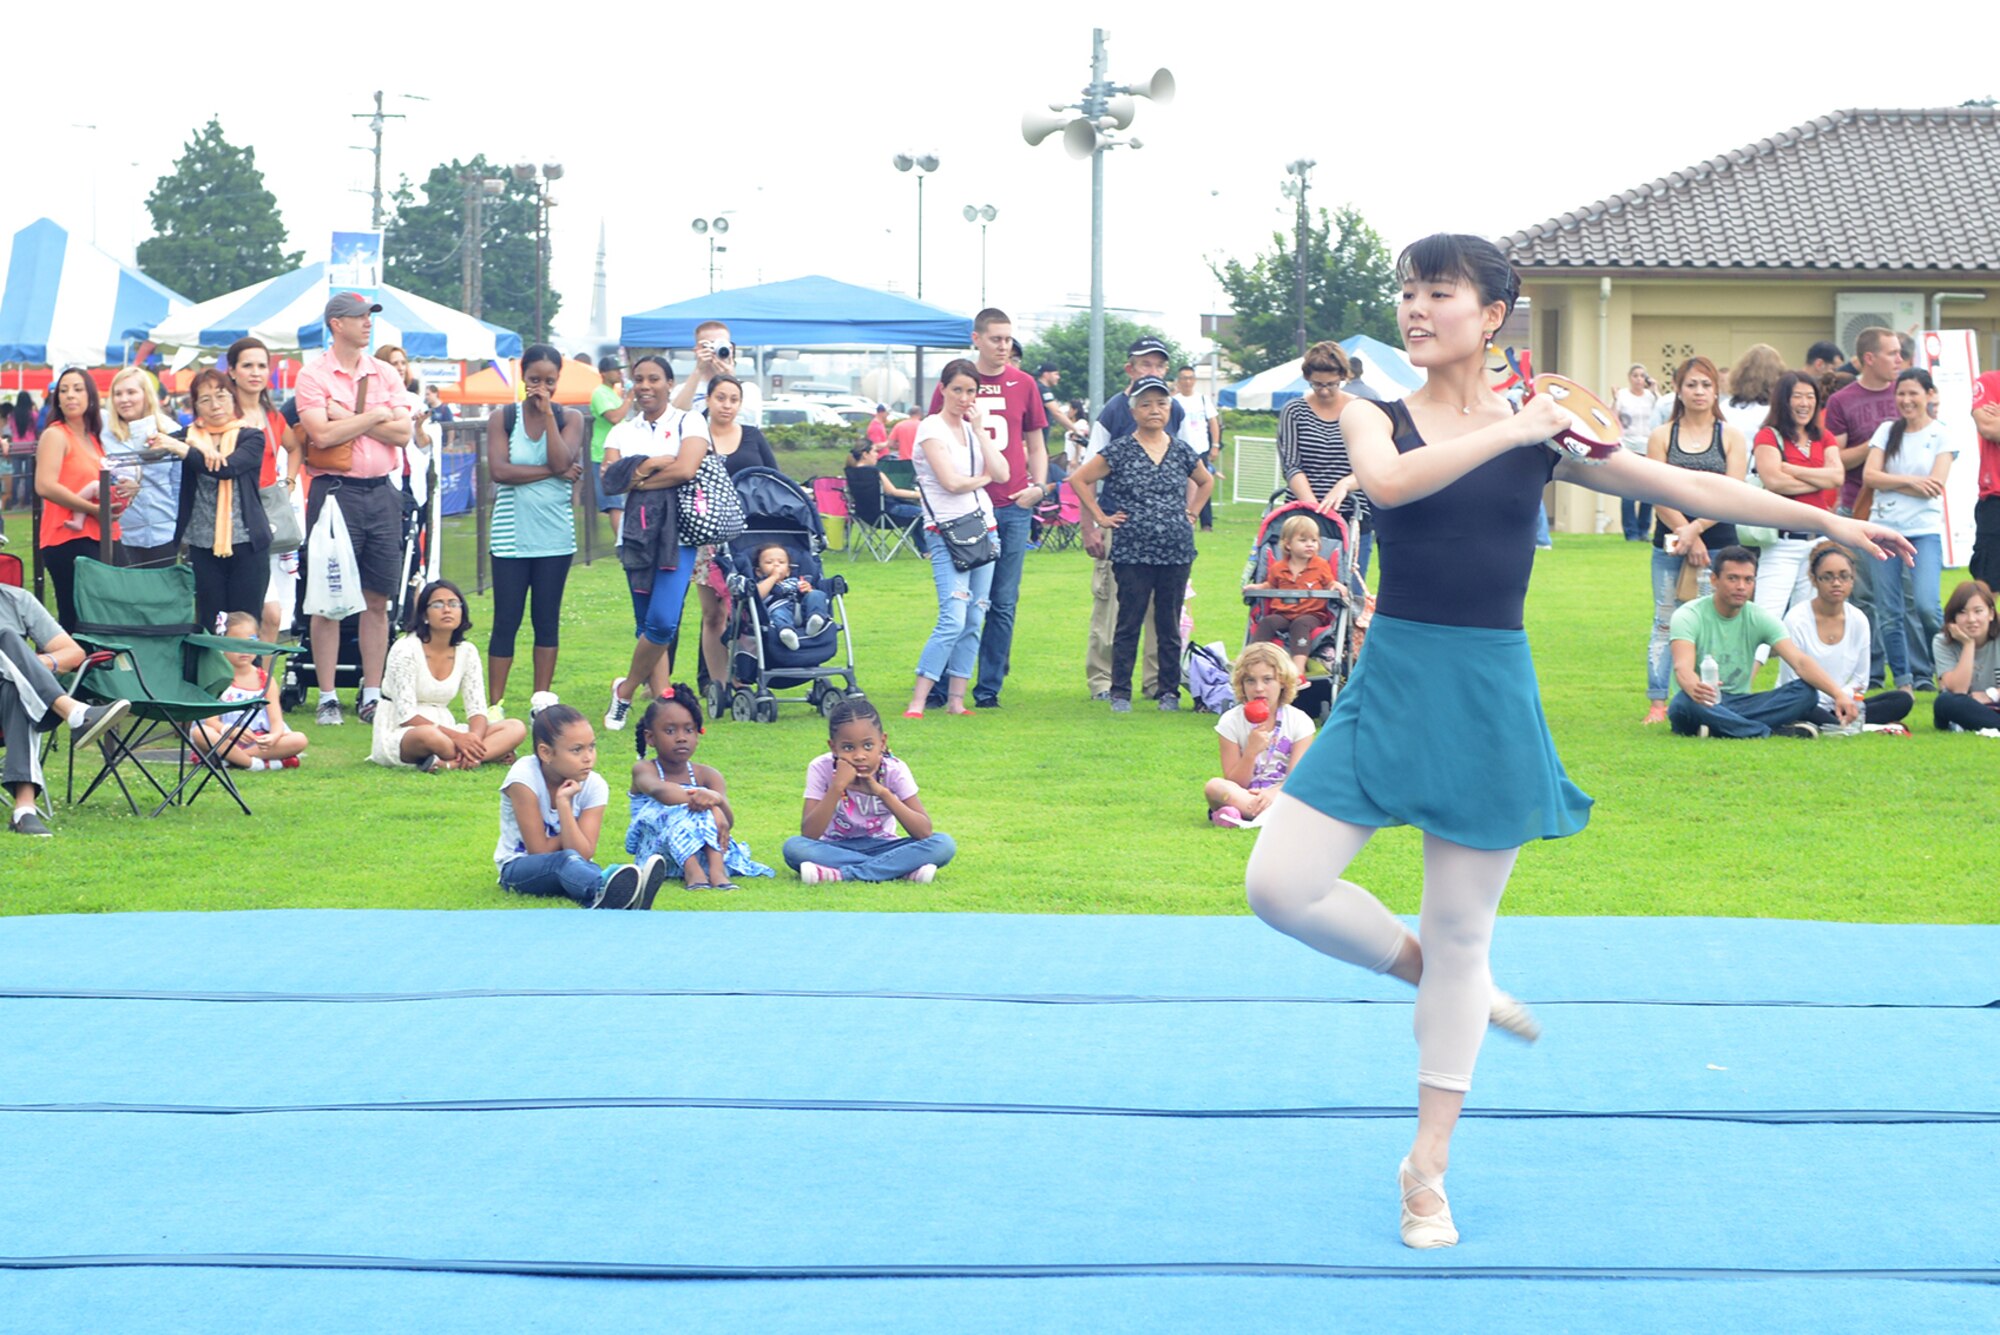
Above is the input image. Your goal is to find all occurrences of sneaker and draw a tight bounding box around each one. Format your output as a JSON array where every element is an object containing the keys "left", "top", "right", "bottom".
[
  {"left": 972, "top": 696, "right": 999, "bottom": 710},
  {"left": 799, "top": 862, "right": 844, "bottom": 885},
  {"left": 1109, "top": 697, "right": 1132, "bottom": 713},
  {"left": 1774, "top": 721, "right": 1819, "bottom": 739},
  {"left": 1211, "top": 805, "right": 1246, "bottom": 828},
  {"left": 604, "top": 678, "right": 632, "bottom": 732},
  {"left": 357, "top": 697, "right": 378, "bottom": 725},
  {"left": 1090, "top": 691, "right": 1111, "bottom": 701},
  {"left": 1158, "top": 695, "right": 1181, "bottom": 712},
  {"left": 316, "top": 696, "right": 343, "bottom": 727},
  {"left": 592, "top": 863, "right": 642, "bottom": 909},
  {"left": 803, "top": 613, "right": 828, "bottom": 637},
  {"left": 10, "top": 809, "right": 52, "bottom": 837},
  {"left": 1696, "top": 725, "right": 1710, "bottom": 739},
  {"left": 1489, "top": 989, "right": 1542, "bottom": 1042},
  {"left": 634, "top": 854, "right": 668, "bottom": 910},
  {"left": 70, "top": 699, "right": 130, "bottom": 750},
  {"left": 778, "top": 627, "right": 801, "bottom": 650},
  {"left": 903, "top": 864, "right": 937, "bottom": 884},
  {"left": 486, "top": 702, "right": 507, "bottom": 724},
  {"left": 528, "top": 691, "right": 559, "bottom": 717}
]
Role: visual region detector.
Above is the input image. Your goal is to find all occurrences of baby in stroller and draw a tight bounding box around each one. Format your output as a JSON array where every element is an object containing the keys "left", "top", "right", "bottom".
[
  {"left": 752, "top": 542, "right": 834, "bottom": 650},
  {"left": 1244, "top": 513, "right": 1345, "bottom": 675}
]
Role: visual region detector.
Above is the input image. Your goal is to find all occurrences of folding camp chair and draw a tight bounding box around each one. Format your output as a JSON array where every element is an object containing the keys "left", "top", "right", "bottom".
[
  {"left": 65, "top": 557, "right": 291, "bottom": 817},
  {"left": 810, "top": 476, "right": 851, "bottom": 552},
  {"left": 1034, "top": 480, "right": 1083, "bottom": 552}
]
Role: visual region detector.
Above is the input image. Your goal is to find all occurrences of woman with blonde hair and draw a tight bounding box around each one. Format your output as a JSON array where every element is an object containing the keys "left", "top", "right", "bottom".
[{"left": 102, "top": 367, "right": 184, "bottom": 569}]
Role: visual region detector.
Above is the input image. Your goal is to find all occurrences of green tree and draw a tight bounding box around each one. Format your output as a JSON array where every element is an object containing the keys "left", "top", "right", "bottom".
[
  {"left": 137, "top": 118, "right": 302, "bottom": 301},
  {"left": 1210, "top": 203, "right": 1398, "bottom": 375},
  {"left": 1021, "top": 313, "right": 1188, "bottom": 411},
  {"left": 384, "top": 155, "right": 557, "bottom": 342}
]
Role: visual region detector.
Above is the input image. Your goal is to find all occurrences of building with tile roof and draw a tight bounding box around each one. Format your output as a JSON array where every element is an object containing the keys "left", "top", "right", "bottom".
[{"left": 1498, "top": 107, "right": 2000, "bottom": 533}]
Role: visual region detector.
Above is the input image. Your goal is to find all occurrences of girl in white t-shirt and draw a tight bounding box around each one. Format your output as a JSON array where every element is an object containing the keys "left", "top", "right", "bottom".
[
  {"left": 1206, "top": 642, "right": 1317, "bottom": 827},
  {"left": 1862, "top": 369, "right": 1955, "bottom": 688},
  {"left": 494, "top": 704, "right": 664, "bottom": 909},
  {"left": 1777, "top": 542, "right": 1913, "bottom": 730}
]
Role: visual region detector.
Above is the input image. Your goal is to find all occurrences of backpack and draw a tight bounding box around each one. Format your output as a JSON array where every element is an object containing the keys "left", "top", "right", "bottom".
[
  {"left": 1183, "top": 641, "right": 1237, "bottom": 714},
  {"left": 501, "top": 403, "right": 572, "bottom": 436}
]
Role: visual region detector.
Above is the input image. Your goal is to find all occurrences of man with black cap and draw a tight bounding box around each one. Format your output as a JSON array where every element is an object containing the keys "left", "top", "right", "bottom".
[
  {"left": 1081, "top": 336, "right": 1186, "bottom": 700},
  {"left": 294, "top": 291, "right": 414, "bottom": 727},
  {"left": 1035, "top": 363, "right": 1075, "bottom": 440}
]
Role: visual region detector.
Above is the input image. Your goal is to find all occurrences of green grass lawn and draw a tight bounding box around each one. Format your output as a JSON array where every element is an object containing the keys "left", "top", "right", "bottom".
[{"left": 2, "top": 498, "right": 1989, "bottom": 923}]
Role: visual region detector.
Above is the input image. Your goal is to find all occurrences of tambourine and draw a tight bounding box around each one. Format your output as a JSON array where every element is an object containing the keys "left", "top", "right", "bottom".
[{"left": 1533, "top": 374, "right": 1621, "bottom": 464}]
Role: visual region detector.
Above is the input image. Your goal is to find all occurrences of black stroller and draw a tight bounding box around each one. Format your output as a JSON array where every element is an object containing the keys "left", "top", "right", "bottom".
[
  {"left": 705, "top": 467, "right": 863, "bottom": 724},
  {"left": 1240, "top": 496, "right": 1365, "bottom": 722}
]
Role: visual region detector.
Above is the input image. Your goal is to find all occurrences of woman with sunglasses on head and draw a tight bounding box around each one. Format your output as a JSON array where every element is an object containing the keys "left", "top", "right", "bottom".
[
  {"left": 226, "top": 338, "right": 306, "bottom": 647},
  {"left": 1243, "top": 233, "right": 1914, "bottom": 1252},
  {"left": 1279, "top": 341, "right": 1372, "bottom": 581},
  {"left": 101, "top": 368, "right": 185, "bottom": 569},
  {"left": 370, "top": 578, "right": 527, "bottom": 771},
  {"left": 36, "top": 368, "right": 135, "bottom": 626}
]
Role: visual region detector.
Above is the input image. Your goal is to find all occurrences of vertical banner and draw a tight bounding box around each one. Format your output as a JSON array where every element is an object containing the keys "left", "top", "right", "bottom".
[
  {"left": 329, "top": 230, "right": 385, "bottom": 352},
  {"left": 1917, "top": 330, "right": 1982, "bottom": 567}
]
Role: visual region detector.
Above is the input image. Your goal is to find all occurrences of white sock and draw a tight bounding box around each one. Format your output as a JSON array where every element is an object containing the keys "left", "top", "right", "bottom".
[
  {"left": 13, "top": 801, "right": 36, "bottom": 821},
  {"left": 361, "top": 687, "right": 381, "bottom": 705},
  {"left": 248, "top": 759, "right": 269, "bottom": 771},
  {"left": 318, "top": 690, "right": 338, "bottom": 706},
  {"left": 65, "top": 702, "right": 91, "bottom": 728}
]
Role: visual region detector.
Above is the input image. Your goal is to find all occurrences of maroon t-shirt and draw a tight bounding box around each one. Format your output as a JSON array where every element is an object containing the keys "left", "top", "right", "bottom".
[
  {"left": 1823, "top": 380, "right": 1898, "bottom": 509},
  {"left": 928, "top": 365, "right": 1049, "bottom": 506}
]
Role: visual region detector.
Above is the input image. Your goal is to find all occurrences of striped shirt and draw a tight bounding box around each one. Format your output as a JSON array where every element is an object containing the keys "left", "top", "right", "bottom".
[{"left": 1277, "top": 398, "right": 1368, "bottom": 520}]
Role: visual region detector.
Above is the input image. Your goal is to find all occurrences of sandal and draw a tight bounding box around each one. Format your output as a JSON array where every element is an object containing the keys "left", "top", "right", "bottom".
[
  {"left": 710, "top": 880, "right": 740, "bottom": 893},
  {"left": 684, "top": 877, "right": 713, "bottom": 891}
]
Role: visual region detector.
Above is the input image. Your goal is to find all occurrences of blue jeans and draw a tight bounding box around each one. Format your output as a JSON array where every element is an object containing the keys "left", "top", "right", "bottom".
[
  {"left": 1667, "top": 678, "right": 1817, "bottom": 738},
  {"left": 917, "top": 541, "right": 995, "bottom": 683},
  {"left": 768, "top": 588, "right": 832, "bottom": 631},
  {"left": 1647, "top": 548, "right": 1710, "bottom": 700},
  {"left": 1621, "top": 496, "right": 1653, "bottom": 540},
  {"left": 973, "top": 502, "right": 1034, "bottom": 704},
  {"left": 782, "top": 833, "right": 957, "bottom": 882},
  {"left": 498, "top": 850, "right": 606, "bottom": 904},
  {"left": 1872, "top": 533, "right": 1942, "bottom": 688},
  {"left": 884, "top": 501, "right": 927, "bottom": 551},
  {"left": 1534, "top": 503, "right": 1552, "bottom": 548},
  {"left": 629, "top": 547, "right": 698, "bottom": 646}
]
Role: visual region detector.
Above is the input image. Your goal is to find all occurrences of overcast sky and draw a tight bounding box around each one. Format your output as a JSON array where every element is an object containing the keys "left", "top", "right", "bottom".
[{"left": 11, "top": 3, "right": 1995, "bottom": 351}]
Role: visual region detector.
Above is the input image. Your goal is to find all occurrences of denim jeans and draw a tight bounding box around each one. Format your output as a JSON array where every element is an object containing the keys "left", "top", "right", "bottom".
[
  {"left": 767, "top": 588, "right": 832, "bottom": 632},
  {"left": 498, "top": 850, "right": 606, "bottom": 904},
  {"left": 1872, "top": 533, "right": 1941, "bottom": 688},
  {"left": 1534, "top": 503, "right": 1552, "bottom": 547},
  {"left": 782, "top": 833, "right": 957, "bottom": 882},
  {"left": 1621, "top": 496, "right": 1653, "bottom": 540},
  {"left": 917, "top": 540, "right": 995, "bottom": 683},
  {"left": 1647, "top": 547, "right": 1710, "bottom": 700},
  {"left": 1667, "top": 678, "right": 1817, "bottom": 738},
  {"left": 973, "top": 502, "right": 1034, "bottom": 704},
  {"left": 629, "top": 547, "right": 698, "bottom": 647}
]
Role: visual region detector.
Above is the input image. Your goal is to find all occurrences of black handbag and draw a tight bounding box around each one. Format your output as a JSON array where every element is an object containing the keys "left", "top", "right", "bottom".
[
  {"left": 675, "top": 450, "right": 745, "bottom": 547},
  {"left": 916, "top": 422, "right": 998, "bottom": 571}
]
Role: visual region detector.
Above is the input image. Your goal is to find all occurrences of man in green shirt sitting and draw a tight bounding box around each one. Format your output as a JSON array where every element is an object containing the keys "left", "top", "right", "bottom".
[
  {"left": 1668, "top": 546, "right": 1858, "bottom": 739},
  {"left": 589, "top": 356, "right": 633, "bottom": 532}
]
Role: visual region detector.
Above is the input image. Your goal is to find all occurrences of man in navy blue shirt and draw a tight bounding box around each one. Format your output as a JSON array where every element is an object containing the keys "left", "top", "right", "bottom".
[{"left": 1082, "top": 337, "right": 1187, "bottom": 699}]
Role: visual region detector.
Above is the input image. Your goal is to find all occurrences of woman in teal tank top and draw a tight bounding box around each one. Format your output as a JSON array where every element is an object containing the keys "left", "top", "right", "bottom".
[{"left": 486, "top": 344, "right": 583, "bottom": 710}]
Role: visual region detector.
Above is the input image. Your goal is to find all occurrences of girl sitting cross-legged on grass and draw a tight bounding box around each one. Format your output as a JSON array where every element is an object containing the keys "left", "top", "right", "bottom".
[
  {"left": 1205, "top": 641, "right": 1317, "bottom": 828},
  {"left": 191, "top": 611, "right": 309, "bottom": 770},
  {"left": 626, "top": 683, "right": 774, "bottom": 892},
  {"left": 784, "top": 696, "right": 956, "bottom": 884},
  {"left": 494, "top": 704, "right": 667, "bottom": 910}
]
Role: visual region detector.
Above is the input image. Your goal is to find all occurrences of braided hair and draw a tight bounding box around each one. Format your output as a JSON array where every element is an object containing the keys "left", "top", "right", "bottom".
[{"left": 634, "top": 682, "right": 704, "bottom": 757}]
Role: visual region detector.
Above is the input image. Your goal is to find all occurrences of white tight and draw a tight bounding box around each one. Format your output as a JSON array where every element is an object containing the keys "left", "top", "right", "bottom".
[{"left": 1245, "top": 794, "right": 1519, "bottom": 1093}]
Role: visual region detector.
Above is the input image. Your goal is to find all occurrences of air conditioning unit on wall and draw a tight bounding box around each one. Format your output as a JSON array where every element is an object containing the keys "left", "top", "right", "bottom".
[{"left": 1834, "top": 293, "right": 1924, "bottom": 352}]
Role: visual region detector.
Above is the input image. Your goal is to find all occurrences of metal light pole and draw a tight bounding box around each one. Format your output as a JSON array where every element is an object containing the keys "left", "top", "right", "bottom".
[
  {"left": 1283, "top": 159, "right": 1315, "bottom": 359},
  {"left": 690, "top": 215, "right": 733, "bottom": 292},
  {"left": 460, "top": 173, "right": 504, "bottom": 320},
  {"left": 962, "top": 204, "right": 998, "bottom": 307},
  {"left": 1022, "top": 30, "right": 1174, "bottom": 417},
  {"left": 513, "top": 162, "right": 563, "bottom": 342},
  {"left": 893, "top": 153, "right": 939, "bottom": 404}
]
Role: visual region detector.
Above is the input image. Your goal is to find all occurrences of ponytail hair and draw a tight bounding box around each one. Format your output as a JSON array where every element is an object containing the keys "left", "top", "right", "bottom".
[
  {"left": 1883, "top": 368, "right": 1935, "bottom": 467},
  {"left": 532, "top": 704, "right": 587, "bottom": 752},
  {"left": 635, "top": 683, "right": 704, "bottom": 757}
]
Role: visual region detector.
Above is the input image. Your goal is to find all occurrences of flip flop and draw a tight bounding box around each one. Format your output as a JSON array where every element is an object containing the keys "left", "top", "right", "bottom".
[{"left": 684, "top": 878, "right": 713, "bottom": 891}]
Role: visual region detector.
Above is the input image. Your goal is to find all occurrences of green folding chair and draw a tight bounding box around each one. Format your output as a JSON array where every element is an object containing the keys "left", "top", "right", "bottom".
[{"left": 66, "top": 558, "right": 291, "bottom": 817}]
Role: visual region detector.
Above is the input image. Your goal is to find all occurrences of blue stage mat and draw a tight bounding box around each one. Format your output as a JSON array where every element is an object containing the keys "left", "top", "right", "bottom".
[
  {"left": 2, "top": 1271, "right": 1994, "bottom": 1335},
  {"left": 1, "top": 910, "right": 1995, "bottom": 1005},
  {"left": 0, "top": 1111, "right": 1994, "bottom": 1274},
  {"left": 2, "top": 995, "right": 1992, "bottom": 1119}
]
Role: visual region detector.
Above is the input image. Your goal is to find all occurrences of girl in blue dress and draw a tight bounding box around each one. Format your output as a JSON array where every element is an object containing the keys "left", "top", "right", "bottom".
[
  {"left": 1244, "top": 234, "right": 1916, "bottom": 1250},
  {"left": 626, "top": 685, "right": 773, "bottom": 891}
]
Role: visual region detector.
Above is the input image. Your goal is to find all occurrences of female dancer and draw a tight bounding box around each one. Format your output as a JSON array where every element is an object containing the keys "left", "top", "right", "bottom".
[{"left": 1244, "top": 234, "right": 1914, "bottom": 1250}]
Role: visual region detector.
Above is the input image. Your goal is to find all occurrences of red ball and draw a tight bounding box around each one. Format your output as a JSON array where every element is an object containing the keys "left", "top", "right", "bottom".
[{"left": 1244, "top": 698, "right": 1270, "bottom": 724}]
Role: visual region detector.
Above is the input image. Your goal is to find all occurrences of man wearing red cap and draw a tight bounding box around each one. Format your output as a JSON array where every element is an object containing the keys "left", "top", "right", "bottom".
[
  {"left": 294, "top": 292, "right": 414, "bottom": 727},
  {"left": 1971, "top": 370, "right": 2000, "bottom": 589}
]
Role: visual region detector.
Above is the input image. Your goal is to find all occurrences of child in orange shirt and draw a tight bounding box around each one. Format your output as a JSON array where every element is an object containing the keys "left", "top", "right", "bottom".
[{"left": 1246, "top": 514, "right": 1340, "bottom": 674}]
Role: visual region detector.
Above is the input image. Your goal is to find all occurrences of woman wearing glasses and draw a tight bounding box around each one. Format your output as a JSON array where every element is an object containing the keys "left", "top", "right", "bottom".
[
  {"left": 1777, "top": 542, "right": 1913, "bottom": 730},
  {"left": 369, "top": 578, "right": 527, "bottom": 771},
  {"left": 1278, "top": 341, "right": 1372, "bottom": 581},
  {"left": 163, "top": 370, "right": 272, "bottom": 632}
]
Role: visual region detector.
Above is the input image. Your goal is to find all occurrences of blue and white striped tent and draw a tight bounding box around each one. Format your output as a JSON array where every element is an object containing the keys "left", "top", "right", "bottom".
[
  {"left": 1217, "top": 334, "right": 1424, "bottom": 410},
  {"left": 146, "top": 261, "right": 523, "bottom": 360},
  {"left": 0, "top": 218, "right": 191, "bottom": 366}
]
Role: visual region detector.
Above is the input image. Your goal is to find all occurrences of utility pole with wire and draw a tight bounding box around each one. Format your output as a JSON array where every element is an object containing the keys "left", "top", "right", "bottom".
[{"left": 352, "top": 91, "right": 426, "bottom": 229}]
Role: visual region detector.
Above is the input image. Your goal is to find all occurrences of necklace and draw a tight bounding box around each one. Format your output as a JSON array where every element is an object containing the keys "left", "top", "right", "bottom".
[{"left": 1419, "top": 390, "right": 1478, "bottom": 416}]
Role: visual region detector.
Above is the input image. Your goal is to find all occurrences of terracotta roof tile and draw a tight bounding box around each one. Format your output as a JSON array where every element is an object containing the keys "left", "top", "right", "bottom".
[{"left": 1502, "top": 108, "right": 2000, "bottom": 271}]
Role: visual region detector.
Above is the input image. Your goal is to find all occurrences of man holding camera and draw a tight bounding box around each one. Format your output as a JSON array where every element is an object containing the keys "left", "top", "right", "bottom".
[{"left": 673, "top": 320, "right": 762, "bottom": 427}]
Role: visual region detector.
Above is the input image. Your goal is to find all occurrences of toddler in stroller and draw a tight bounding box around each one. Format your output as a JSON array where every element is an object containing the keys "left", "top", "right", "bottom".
[
  {"left": 1241, "top": 500, "right": 1365, "bottom": 719},
  {"left": 751, "top": 542, "right": 835, "bottom": 649}
]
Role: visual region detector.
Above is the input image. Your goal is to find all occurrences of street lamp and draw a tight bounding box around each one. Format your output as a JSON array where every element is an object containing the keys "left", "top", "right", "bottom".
[
  {"left": 690, "top": 215, "right": 733, "bottom": 293},
  {"left": 961, "top": 204, "right": 998, "bottom": 308},
  {"left": 513, "top": 161, "right": 563, "bottom": 341},
  {"left": 1022, "top": 29, "right": 1173, "bottom": 416},
  {"left": 892, "top": 153, "right": 939, "bottom": 403},
  {"left": 1281, "top": 159, "right": 1316, "bottom": 358}
]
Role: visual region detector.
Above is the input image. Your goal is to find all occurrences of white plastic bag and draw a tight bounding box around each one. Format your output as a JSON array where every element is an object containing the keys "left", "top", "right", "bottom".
[{"left": 302, "top": 491, "right": 365, "bottom": 621}]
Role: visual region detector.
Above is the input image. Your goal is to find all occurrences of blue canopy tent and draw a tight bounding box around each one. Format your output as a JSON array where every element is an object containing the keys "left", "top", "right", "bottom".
[
  {"left": 1217, "top": 335, "right": 1424, "bottom": 409},
  {"left": 0, "top": 218, "right": 190, "bottom": 366},
  {"left": 620, "top": 275, "right": 971, "bottom": 348}
]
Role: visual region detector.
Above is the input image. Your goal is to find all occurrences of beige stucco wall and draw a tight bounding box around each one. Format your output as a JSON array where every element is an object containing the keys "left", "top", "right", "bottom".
[{"left": 1521, "top": 275, "right": 2000, "bottom": 533}]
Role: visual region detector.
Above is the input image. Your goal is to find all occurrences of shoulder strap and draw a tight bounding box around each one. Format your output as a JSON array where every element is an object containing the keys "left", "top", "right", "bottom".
[{"left": 503, "top": 404, "right": 517, "bottom": 434}]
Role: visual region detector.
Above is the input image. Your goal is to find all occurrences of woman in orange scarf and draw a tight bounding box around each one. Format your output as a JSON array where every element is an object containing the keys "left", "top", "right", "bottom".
[{"left": 165, "top": 369, "right": 273, "bottom": 632}]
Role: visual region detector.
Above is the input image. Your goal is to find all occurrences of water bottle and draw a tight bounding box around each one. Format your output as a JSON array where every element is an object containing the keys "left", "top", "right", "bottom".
[{"left": 1699, "top": 655, "right": 1719, "bottom": 693}]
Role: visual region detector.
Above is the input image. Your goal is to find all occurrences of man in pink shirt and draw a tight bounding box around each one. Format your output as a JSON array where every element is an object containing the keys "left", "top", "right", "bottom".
[
  {"left": 926, "top": 306, "right": 1048, "bottom": 708},
  {"left": 294, "top": 291, "right": 414, "bottom": 727}
]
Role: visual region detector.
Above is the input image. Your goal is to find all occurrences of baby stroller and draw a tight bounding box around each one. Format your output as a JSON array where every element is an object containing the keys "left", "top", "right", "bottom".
[
  {"left": 1241, "top": 497, "right": 1364, "bottom": 722},
  {"left": 707, "top": 466, "right": 862, "bottom": 724}
]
